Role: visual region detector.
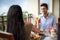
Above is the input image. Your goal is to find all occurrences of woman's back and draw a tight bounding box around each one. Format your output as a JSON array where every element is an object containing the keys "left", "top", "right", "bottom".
[{"left": 7, "top": 5, "right": 26, "bottom": 40}]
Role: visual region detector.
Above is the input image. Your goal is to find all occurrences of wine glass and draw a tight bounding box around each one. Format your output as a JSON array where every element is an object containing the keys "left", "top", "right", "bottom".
[{"left": 35, "top": 17, "right": 40, "bottom": 28}]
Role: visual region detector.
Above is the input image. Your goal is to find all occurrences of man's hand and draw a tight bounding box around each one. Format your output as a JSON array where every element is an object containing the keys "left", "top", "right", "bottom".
[{"left": 48, "top": 26, "right": 56, "bottom": 33}]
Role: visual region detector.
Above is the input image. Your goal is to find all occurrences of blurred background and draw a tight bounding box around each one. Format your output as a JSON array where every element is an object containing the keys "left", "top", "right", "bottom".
[{"left": 0, "top": 0, "right": 60, "bottom": 30}]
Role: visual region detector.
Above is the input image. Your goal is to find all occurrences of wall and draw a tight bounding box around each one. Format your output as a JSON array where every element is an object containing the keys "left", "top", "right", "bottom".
[
  {"left": 27, "top": 0, "right": 38, "bottom": 24},
  {"left": 53, "top": 0, "right": 59, "bottom": 23},
  {"left": 59, "top": 0, "right": 60, "bottom": 17},
  {"left": 28, "top": 0, "right": 38, "bottom": 18}
]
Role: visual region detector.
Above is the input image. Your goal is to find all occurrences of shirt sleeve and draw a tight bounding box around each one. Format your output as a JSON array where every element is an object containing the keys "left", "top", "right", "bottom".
[{"left": 52, "top": 17, "right": 57, "bottom": 31}]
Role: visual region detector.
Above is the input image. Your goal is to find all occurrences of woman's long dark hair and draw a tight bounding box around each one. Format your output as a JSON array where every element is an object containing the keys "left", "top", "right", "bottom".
[{"left": 7, "top": 5, "right": 26, "bottom": 40}]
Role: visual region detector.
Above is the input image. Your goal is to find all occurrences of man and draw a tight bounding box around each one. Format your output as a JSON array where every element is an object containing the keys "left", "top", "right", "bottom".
[
  {"left": 32, "top": 3, "right": 57, "bottom": 33},
  {"left": 40, "top": 3, "right": 57, "bottom": 31},
  {"left": 31, "top": 3, "right": 57, "bottom": 40},
  {"left": 38, "top": 3, "right": 57, "bottom": 40}
]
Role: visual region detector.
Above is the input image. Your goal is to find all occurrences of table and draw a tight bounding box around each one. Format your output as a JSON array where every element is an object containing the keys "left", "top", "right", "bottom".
[{"left": 31, "top": 31, "right": 57, "bottom": 40}]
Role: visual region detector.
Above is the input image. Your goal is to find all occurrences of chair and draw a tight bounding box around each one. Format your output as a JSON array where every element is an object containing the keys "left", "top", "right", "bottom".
[
  {"left": 58, "top": 18, "right": 60, "bottom": 40},
  {"left": 0, "top": 31, "right": 14, "bottom": 40},
  {"left": 58, "top": 18, "right": 60, "bottom": 32}
]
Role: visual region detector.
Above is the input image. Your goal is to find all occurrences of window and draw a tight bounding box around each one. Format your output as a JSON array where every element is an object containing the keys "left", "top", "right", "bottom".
[
  {"left": 0, "top": 0, "right": 28, "bottom": 15},
  {"left": 38, "top": 0, "right": 53, "bottom": 14}
]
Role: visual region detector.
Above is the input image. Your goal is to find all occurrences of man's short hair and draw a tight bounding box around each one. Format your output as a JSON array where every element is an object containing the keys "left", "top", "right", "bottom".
[{"left": 41, "top": 3, "right": 48, "bottom": 10}]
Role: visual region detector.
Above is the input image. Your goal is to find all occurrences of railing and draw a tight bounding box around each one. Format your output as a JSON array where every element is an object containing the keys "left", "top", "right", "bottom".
[
  {"left": 0, "top": 16, "right": 7, "bottom": 31},
  {"left": 0, "top": 16, "right": 14, "bottom": 40}
]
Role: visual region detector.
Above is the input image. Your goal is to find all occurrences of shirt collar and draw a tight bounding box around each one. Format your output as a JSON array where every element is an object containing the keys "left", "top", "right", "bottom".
[{"left": 41, "top": 13, "right": 50, "bottom": 18}]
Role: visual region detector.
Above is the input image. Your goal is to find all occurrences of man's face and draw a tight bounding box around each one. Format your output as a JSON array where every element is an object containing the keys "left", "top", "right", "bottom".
[{"left": 41, "top": 6, "right": 48, "bottom": 14}]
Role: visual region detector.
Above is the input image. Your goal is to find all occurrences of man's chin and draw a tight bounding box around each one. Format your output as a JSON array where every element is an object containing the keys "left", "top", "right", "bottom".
[{"left": 43, "top": 13, "right": 47, "bottom": 14}]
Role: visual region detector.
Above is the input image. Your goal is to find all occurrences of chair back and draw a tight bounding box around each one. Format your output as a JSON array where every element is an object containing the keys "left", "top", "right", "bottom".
[
  {"left": 0, "top": 31, "right": 14, "bottom": 40},
  {"left": 58, "top": 18, "right": 60, "bottom": 32}
]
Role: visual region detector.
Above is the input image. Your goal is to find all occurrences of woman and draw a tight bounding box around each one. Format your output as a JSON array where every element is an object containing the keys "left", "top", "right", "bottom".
[{"left": 7, "top": 5, "right": 26, "bottom": 40}]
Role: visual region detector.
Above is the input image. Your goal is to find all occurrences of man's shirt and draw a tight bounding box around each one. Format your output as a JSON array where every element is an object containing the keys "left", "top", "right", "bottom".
[{"left": 39, "top": 13, "right": 57, "bottom": 30}]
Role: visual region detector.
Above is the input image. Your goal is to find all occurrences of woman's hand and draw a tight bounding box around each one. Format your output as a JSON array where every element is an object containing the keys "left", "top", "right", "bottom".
[{"left": 24, "top": 18, "right": 31, "bottom": 25}]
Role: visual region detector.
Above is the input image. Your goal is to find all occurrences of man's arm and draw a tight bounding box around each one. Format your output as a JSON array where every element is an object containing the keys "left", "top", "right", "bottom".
[{"left": 52, "top": 17, "right": 57, "bottom": 31}]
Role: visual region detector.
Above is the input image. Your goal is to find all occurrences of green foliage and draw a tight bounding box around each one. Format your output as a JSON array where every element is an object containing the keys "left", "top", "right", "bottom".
[{"left": 23, "top": 11, "right": 28, "bottom": 20}]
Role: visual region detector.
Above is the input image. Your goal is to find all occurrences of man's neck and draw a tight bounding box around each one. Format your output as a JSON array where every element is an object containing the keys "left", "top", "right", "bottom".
[{"left": 43, "top": 13, "right": 48, "bottom": 18}]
